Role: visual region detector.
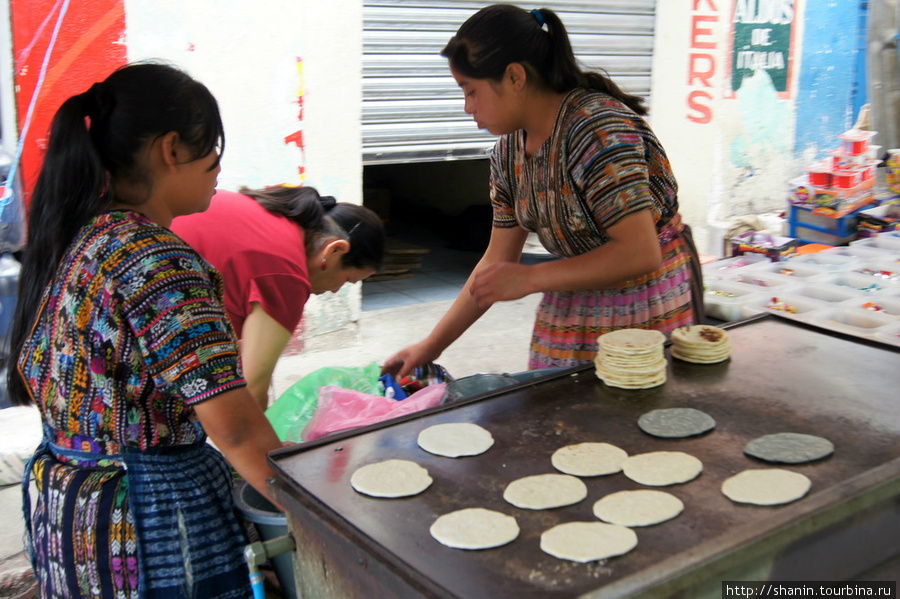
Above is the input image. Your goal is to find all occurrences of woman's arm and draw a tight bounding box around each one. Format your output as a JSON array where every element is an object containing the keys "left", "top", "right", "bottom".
[
  {"left": 238, "top": 303, "right": 293, "bottom": 411},
  {"left": 468, "top": 209, "right": 661, "bottom": 307},
  {"left": 193, "top": 386, "right": 286, "bottom": 509},
  {"left": 382, "top": 225, "right": 529, "bottom": 379}
]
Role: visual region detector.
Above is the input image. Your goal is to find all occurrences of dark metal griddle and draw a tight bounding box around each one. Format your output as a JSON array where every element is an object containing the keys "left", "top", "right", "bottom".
[{"left": 269, "top": 315, "right": 900, "bottom": 598}]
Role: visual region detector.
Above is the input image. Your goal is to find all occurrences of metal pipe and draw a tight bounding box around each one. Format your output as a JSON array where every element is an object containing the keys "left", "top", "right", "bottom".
[{"left": 244, "top": 534, "right": 296, "bottom": 599}]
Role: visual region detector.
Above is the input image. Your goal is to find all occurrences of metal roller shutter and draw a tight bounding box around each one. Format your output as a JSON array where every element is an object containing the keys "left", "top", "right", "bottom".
[{"left": 362, "top": 0, "right": 658, "bottom": 165}]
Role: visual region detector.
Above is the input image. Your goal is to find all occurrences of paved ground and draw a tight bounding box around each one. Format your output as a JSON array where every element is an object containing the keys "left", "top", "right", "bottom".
[{"left": 0, "top": 482, "right": 36, "bottom": 599}]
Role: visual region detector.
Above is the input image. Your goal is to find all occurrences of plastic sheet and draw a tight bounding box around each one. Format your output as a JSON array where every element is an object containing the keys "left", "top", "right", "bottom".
[
  {"left": 302, "top": 383, "right": 446, "bottom": 442},
  {"left": 266, "top": 362, "right": 382, "bottom": 443}
]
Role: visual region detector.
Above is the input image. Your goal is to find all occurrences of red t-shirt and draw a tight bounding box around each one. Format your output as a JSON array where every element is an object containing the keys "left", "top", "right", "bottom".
[{"left": 171, "top": 190, "right": 311, "bottom": 337}]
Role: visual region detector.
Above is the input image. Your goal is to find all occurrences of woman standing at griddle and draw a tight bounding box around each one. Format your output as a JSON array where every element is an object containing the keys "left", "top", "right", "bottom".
[{"left": 383, "top": 4, "right": 704, "bottom": 378}]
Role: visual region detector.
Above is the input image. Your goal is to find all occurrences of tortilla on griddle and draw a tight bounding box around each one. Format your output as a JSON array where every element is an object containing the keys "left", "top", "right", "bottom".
[
  {"left": 638, "top": 407, "right": 716, "bottom": 438},
  {"left": 595, "top": 328, "right": 668, "bottom": 389},
  {"left": 721, "top": 468, "right": 811, "bottom": 506},
  {"left": 671, "top": 325, "right": 731, "bottom": 364},
  {"left": 622, "top": 451, "right": 703, "bottom": 486},
  {"left": 350, "top": 459, "right": 433, "bottom": 498},
  {"left": 540, "top": 521, "right": 637, "bottom": 563},
  {"left": 430, "top": 508, "right": 520, "bottom": 550},
  {"left": 744, "top": 432, "right": 834, "bottom": 464},
  {"left": 592, "top": 489, "right": 684, "bottom": 527},
  {"left": 503, "top": 473, "right": 588, "bottom": 510},
  {"left": 418, "top": 422, "right": 494, "bottom": 458},
  {"left": 551, "top": 442, "right": 628, "bottom": 477}
]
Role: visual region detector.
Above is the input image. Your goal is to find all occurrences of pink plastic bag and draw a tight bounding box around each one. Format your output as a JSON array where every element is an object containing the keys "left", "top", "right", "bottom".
[{"left": 301, "top": 383, "right": 446, "bottom": 442}]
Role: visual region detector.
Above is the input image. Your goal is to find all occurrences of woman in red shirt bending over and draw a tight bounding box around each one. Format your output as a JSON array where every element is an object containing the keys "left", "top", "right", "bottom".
[{"left": 172, "top": 185, "right": 384, "bottom": 411}]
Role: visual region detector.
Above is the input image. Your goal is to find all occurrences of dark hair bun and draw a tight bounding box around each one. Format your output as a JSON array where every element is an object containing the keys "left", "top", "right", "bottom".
[{"left": 320, "top": 195, "right": 337, "bottom": 212}]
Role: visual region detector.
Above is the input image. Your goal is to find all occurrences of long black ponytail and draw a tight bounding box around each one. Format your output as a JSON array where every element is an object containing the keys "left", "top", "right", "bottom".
[
  {"left": 7, "top": 62, "right": 224, "bottom": 406},
  {"left": 441, "top": 4, "right": 647, "bottom": 116}
]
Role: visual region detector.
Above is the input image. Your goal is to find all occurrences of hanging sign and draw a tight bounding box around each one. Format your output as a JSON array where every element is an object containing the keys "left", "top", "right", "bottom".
[{"left": 730, "top": 0, "right": 796, "bottom": 94}]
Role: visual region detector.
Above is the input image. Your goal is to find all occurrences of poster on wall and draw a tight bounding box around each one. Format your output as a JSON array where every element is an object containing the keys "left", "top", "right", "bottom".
[
  {"left": 730, "top": 0, "right": 797, "bottom": 96},
  {"left": 10, "top": 0, "right": 126, "bottom": 205}
]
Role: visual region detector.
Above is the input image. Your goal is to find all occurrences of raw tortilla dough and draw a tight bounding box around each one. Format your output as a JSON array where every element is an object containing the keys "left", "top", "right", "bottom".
[
  {"left": 540, "top": 522, "right": 638, "bottom": 563},
  {"left": 622, "top": 451, "right": 703, "bottom": 486},
  {"left": 551, "top": 442, "right": 628, "bottom": 477},
  {"left": 744, "top": 432, "right": 834, "bottom": 464},
  {"left": 429, "top": 508, "right": 519, "bottom": 550},
  {"left": 503, "top": 473, "right": 587, "bottom": 509},
  {"left": 350, "top": 459, "right": 433, "bottom": 498},
  {"left": 638, "top": 407, "right": 716, "bottom": 438},
  {"left": 592, "top": 490, "right": 684, "bottom": 527},
  {"left": 417, "top": 422, "right": 494, "bottom": 458},
  {"left": 722, "top": 469, "right": 811, "bottom": 506}
]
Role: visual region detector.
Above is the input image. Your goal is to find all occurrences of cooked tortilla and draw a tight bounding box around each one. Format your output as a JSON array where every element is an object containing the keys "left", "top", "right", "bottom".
[
  {"left": 503, "top": 473, "right": 588, "bottom": 510},
  {"left": 622, "top": 451, "right": 703, "bottom": 486},
  {"left": 592, "top": 490, "right": 684, "bottom": 527},
  {"left": 540, "top": 522, "right": 638, "bottom": 563},
  {"left": 551, "top": 442, "right": 628, "bottom": 477},
  {"left": 430, "top": 508, "right": 519, "bottom": 550},
  {"left": 722, "top": 469, "right": 811, "bottom": 506},
  {"left": 417, "top": 422, "right": 494, "bottom": 458},
  {"left": 350, "top": 459, "right": 433, "bottom": 498}
]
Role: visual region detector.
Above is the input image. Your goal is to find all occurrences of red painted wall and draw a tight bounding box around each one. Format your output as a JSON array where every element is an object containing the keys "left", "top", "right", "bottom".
[{"left": 10, "top": 0, "right": 126, "bottom": 205}]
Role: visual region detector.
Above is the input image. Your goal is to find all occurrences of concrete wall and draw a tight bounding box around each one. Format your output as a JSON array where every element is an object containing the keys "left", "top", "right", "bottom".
[
  {"left": 3, "top": 0, "right": 364, "bottom": 342},
  {"left": 651, "top": 0, "right": 807, "bottom": 256},
  {"left": 3, "top": 0, "right": 867, "bottom": 339},
  {"left": 650, "top": 1, "right": 873, "bottom": 257},
  {"left": 124, "top": 0, "right": 364, "bottom": 340},
  {"left": 794, "top": 1, "right": 864, "bottom": 161}
]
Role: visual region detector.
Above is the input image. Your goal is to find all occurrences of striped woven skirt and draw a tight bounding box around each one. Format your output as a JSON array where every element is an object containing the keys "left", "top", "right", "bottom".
[
  {"left": 529, "top": 226, "right": 704, "bottom": 370},
  {"left": 25, "top": 435, "right": 252, "bottom": 599}
]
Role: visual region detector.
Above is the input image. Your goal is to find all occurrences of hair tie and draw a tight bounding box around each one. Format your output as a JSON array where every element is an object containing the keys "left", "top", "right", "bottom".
[
  {"left": 531, "top": 8, "right": 545, "bottom": 27},
  {"left": 85, "top": 81, "right": 114, "bottom": 122},
  {"left": 319, "top": 195, "right": 337, "bottom": 212}
]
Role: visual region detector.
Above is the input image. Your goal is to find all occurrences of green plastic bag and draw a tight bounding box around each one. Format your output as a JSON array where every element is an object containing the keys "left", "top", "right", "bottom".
[{"left": 265, "top": 362, "right": 382, "bottom": 442}]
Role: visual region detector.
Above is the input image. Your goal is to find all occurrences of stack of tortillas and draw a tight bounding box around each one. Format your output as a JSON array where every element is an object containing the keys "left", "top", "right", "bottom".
[
  {"left": 594, "top": 328, "right": 667, "bottom": 389},
  {"left": 670, "top": 325, "right": 731, "bottom": 364}
]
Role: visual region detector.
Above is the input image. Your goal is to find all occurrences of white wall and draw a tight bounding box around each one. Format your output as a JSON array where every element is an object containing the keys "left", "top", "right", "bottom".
[
  {"left": 125, "top": 0, "right": 364, "bottom": 339},
  {"left": 650, "top": 0, "right": 806, "bottom": 256}
]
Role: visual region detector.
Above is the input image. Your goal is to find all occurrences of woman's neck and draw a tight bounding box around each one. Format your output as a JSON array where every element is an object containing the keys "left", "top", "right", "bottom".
[{"left": 522, "top": 90, "right": 568, "bottom": 157}]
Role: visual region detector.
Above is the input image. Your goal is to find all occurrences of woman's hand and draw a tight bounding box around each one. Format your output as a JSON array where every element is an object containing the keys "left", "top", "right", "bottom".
[
  {"left": 382, "top": 339, "right": 443, "bottom": 380},
  {"left": 469, "top": 262, "right": 535, "bottom": 309}
]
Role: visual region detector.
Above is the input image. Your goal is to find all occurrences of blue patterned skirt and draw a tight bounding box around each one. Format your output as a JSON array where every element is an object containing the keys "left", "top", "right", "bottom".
[{"left": 24, "top": 431, "right": 252, "bottom": 599}]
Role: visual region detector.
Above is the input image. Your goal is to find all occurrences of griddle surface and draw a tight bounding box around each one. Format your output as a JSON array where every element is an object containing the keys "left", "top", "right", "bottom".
[{"left": 270, "top": 316, "right": 900, "bottom": 598}]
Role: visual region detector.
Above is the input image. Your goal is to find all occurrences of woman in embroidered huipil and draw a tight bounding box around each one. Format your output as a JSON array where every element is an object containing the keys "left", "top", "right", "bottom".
[
  {"left": 383, "top": 4, "right": 705, "bottom": 377},
  {"left": 7, "top": 63, "right": 283, "bottom": 598}
]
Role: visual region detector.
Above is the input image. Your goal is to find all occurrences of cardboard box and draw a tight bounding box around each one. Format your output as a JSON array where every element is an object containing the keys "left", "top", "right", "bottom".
[
  {"left": 788, "top": 202, "right": 870, "bottom": 245},
  {"left": 857, "top": 203, "right": 900, "bottom": 238},
  {"left": 788, "top": 176, "right": 875, "bottom": 215},
  {"left": 729, "top": 231, "right": 799, "bottom": 261}
]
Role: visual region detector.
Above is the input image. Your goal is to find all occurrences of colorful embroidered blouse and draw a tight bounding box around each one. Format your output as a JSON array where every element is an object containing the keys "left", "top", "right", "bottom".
[
  {"left": 490, "top": 88, "right": 680, "bottom": 258},
  {"left": 18, "top": 211, "right": 246, "bottom": 457}
]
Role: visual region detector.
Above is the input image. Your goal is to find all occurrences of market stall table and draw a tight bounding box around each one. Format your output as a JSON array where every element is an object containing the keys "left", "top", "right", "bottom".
[{"left": 268, "top": 314, "right": 900, "bottom": 598}]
